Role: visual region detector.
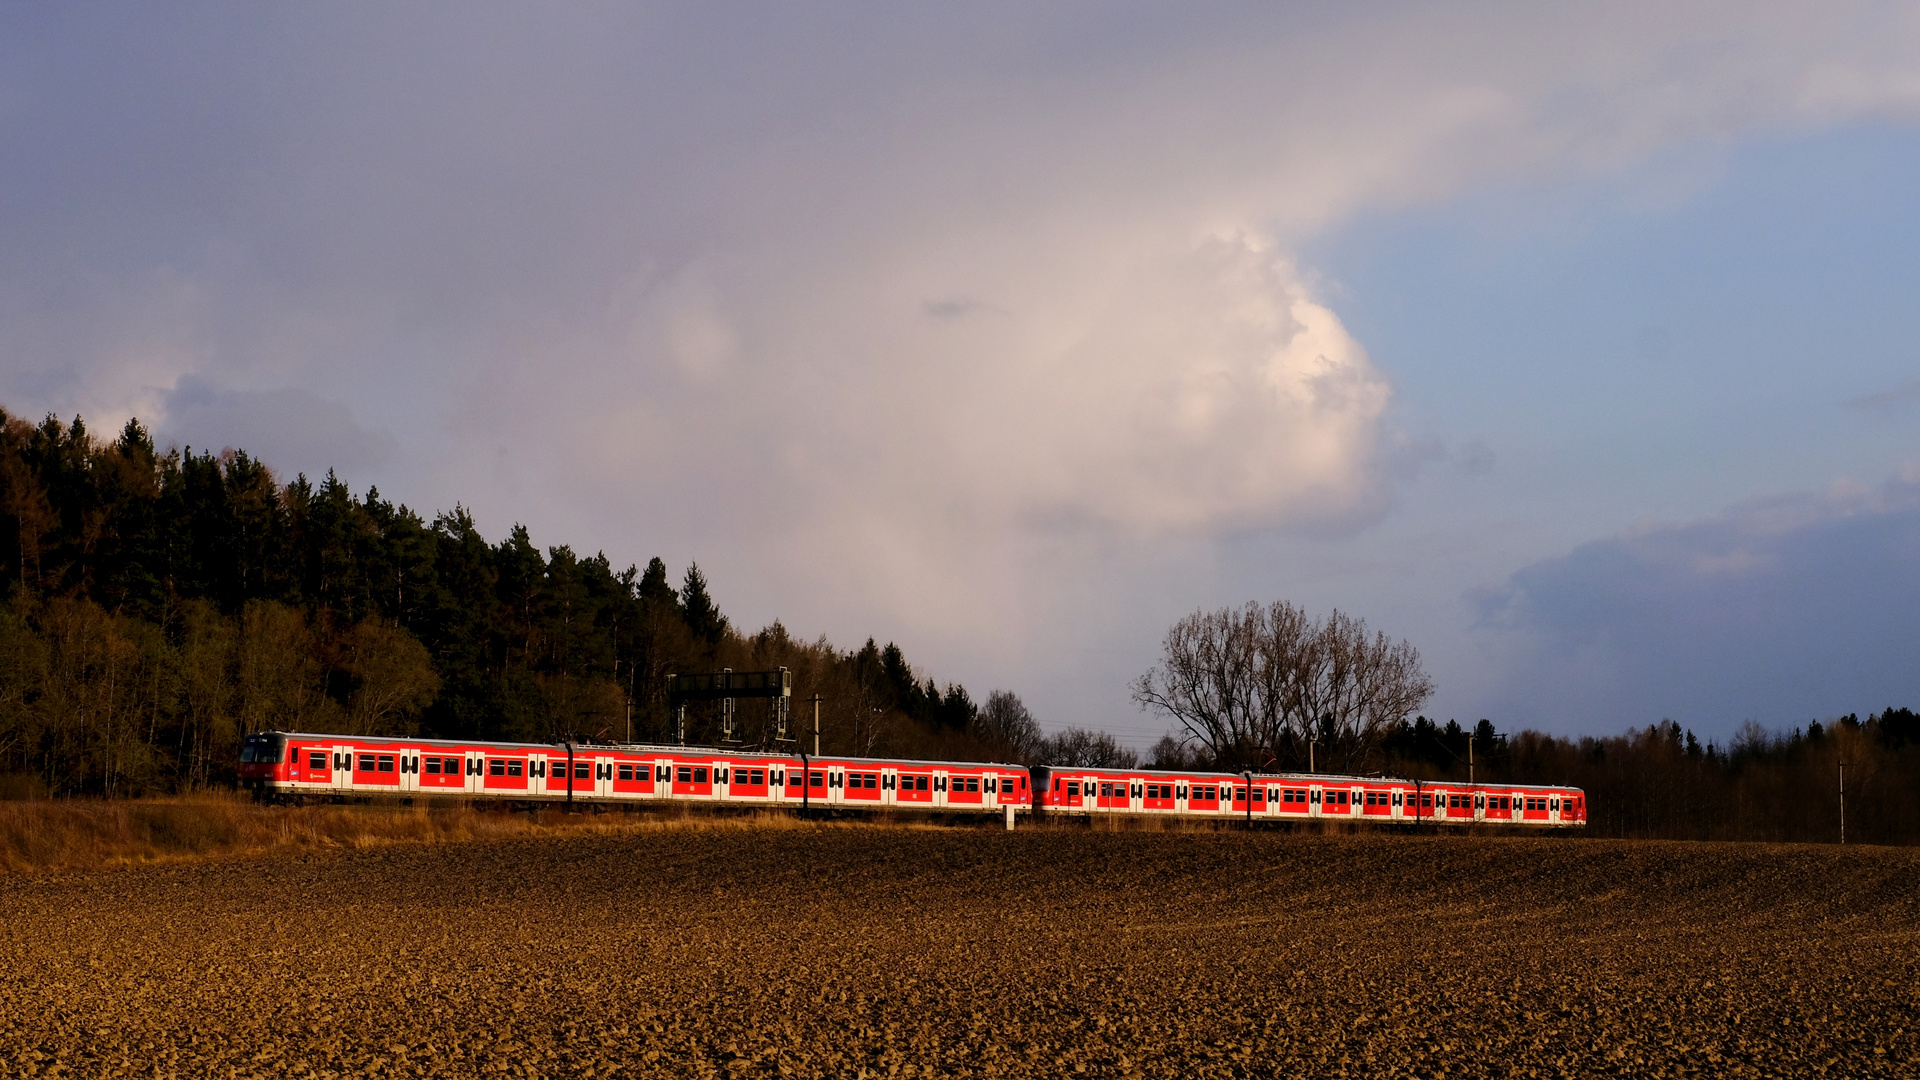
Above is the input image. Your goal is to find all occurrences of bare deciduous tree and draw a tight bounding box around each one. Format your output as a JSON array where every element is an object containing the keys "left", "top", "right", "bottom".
[
  {"left": 1131, "top": 601, "right": 1433, "bottom": 771},
  {"left": 1039, "top": 726, "right": 1139, "bottom": 768},
  {"left": 972, "top": 690, "right": 1045, "bottom": 763}
]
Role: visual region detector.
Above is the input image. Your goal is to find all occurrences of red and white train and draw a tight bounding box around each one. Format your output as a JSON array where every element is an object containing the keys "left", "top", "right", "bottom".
[{"left": 238, "top": 730, "right": 1587, "bottom": 827}]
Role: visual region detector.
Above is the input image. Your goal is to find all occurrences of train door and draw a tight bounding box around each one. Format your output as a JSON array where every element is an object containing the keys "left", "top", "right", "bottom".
[
  {"left": 396, "top": 749, "right": 418, "bottom": 794},
  {"left": 1548, "top": 796, "right": 1561, "bottom": 825},
  {"left": 595, "top": 756, "right": 615, "bottom": 799}
]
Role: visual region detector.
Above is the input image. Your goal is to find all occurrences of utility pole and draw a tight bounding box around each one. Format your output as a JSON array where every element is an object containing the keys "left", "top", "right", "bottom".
[
  {"left": 1839, "top": 760, "right": 1848, "bottom": 845},
  {"left": 1309, "top": 738, "right": 1316, "bottom": 774},
  {"left": 809, "top": 694, "right": 823, "bottom": 757},
  {"left": 1469, "top": 737, "right": 1474, "bottom": 787}
]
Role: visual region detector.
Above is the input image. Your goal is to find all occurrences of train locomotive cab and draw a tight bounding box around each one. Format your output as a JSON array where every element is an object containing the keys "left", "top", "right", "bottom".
[{"left": 237, "top": 732, "right": 288, "bottom": 794}]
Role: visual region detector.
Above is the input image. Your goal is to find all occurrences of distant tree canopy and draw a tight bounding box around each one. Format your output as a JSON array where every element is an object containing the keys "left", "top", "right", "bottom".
[
  {"left": 0, "top": 408, "right": 1022, "bottom": 796},
  {"left": 1132, "top": 600, "right": 1435, "bottom": 772}
]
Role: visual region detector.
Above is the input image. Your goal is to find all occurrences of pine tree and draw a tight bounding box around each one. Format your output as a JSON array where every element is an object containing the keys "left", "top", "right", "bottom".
[{"left": 680, "top": 562, "right": 728, "bottom": 647}]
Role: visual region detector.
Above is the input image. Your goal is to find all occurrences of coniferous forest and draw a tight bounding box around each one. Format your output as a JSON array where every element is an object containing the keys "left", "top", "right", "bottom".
[
  {"left": 3, "top": 406, "right": 1918, "bottom": 844},
  {"left": 0, "top": 409, "right": 1005, "bottom": 797}
]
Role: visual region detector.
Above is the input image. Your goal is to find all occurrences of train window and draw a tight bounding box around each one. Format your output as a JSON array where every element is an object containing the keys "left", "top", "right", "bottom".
[
  {"left": 751, "top": 769, "right": 765, "bottom": 785},
  {"left": 424, "top": 758, "right": 440, "bottom": 775},
  {"left": 507, "top": 761, "right": 523, "bottom": 777},
  {"left": 356, "top": 754, "right": 373, "bottom": 772},
  {"left": 967, "top": 778, "right": 980, "bottom": 793},
  {"left": 487, "top": 759, "right": 503, "bottom": 776},
  {"left": 1549, "top": 799, "right": 1559, "bottom": 811},
  {"left": 809, "top": 771, "right": 824, "bottom": 788},
  {"left": 1145, "top": 784, "right": 1158, "bottom": 799},
  {"left": 308, "top": 752, "right": 327, "bottom": 771},
  {"left": 677, "top": 767, "right": 693, "bottom": 783},
  {"left": 377, "top": 755, "right": 395, "bottom": 773},
  {"left": 1176, "top": 785, "right": 1187, "bottom": 799},
  {"left": 1066, "top": 782, "right": 1080, "bottom": 798},
  {"left": 916, "top": 776, "right": 929, "bottom": 791},
  {"left": 572, "top": 763, "right": 588, "bottom": 779},
  {"left": 986, "top": 778, "right": 997, "bottom": 793},
  {"left": 692, "top": 767, "right": 708, "bottom": 783},
  {"left": 618, "top": 764, "right": 633, "bottom": 781},
  {"left": 716, "top": 768, "right": 728, "bottom": 784}
]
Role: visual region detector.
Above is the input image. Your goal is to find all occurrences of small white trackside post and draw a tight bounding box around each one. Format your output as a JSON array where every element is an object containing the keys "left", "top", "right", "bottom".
[{"left": 1005, "top": 804, "right": 1015, "bottom": 831}]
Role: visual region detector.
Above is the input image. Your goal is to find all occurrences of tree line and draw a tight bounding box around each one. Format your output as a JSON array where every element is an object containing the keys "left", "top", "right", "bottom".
[
  {"left": 7, "top": 406, "right": 1916, "bottom": 843},
  {"left": 0, "top": 409, "right": 1061, "bottom": 796},
  {"left": 1131, "top": 600, "right": 1920, "bottom": 844}
]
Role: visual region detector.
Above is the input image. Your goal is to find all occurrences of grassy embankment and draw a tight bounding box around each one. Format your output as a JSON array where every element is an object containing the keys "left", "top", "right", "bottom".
[{"left": 0, "top": 793, "right": 827, "bottom": 873}]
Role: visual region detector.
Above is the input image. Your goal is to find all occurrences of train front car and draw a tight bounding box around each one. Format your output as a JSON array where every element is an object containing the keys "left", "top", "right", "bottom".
[{"left": 236, "top": 731, "right": 289, "bottom": 796}]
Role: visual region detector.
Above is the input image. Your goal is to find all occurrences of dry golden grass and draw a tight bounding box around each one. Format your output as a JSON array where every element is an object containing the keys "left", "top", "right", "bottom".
[
  {"left": 0, "top": 793, "right": 818, "bottom": 873},
  {"left": 1, "top": 825, "right": 1915, "bottom": 1078}
]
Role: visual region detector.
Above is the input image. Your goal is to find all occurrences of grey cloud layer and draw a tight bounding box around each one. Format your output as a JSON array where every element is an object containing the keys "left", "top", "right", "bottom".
[
  {"left": 1477, "top": 473, "right": 1920, "bottom": 735},
  {"left": 5, "top": 3, "right": 1920, "bottom": 726}
]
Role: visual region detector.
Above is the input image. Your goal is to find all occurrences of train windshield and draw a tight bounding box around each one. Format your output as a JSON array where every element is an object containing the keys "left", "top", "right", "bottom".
[{"left": 240, "top": 735, "right": 285, "bottom": 764}]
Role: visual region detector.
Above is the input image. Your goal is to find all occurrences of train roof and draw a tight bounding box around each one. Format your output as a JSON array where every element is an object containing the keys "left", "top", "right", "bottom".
[
  {"left": 251, "top": 731, "right": 1581, "bottom": 792},
  {"left": 252, "top": 731, "right": 1025, "bottom": 772}
]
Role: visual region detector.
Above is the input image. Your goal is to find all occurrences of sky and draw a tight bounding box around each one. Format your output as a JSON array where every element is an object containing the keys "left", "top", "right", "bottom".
[{"left": 6, "top": 3, "right": 1920, "bottom": 748}]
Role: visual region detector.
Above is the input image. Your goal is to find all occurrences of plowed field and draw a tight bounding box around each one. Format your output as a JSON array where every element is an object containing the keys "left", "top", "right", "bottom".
[{"left": 2, "top": 825, "right": 1915, "bottom": 1078}]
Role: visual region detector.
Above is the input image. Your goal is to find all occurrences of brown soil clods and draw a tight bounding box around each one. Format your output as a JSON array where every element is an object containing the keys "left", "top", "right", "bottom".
[{"left": 1, "top": 828, "right": 1914, "bottom": 1078}]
